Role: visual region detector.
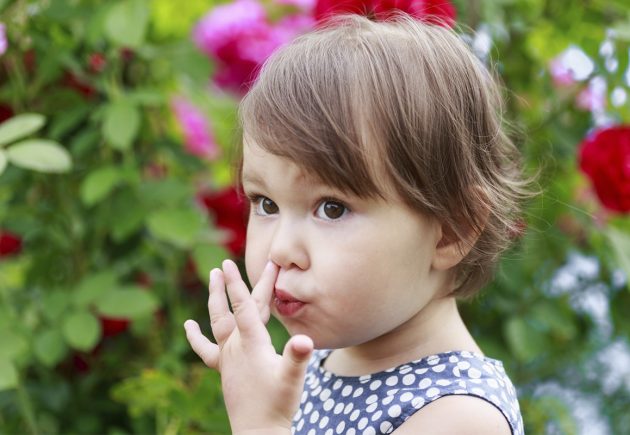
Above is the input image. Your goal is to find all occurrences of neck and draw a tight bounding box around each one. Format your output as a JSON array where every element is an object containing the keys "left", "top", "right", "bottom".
[{"left": 324, "top": 296, "right": 480, "bottom": 376}]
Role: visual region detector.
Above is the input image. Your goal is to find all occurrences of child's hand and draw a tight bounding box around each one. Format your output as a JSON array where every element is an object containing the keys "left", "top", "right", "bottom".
[{"left": 184, "top": 259, "right": 313, "bottom": 434}]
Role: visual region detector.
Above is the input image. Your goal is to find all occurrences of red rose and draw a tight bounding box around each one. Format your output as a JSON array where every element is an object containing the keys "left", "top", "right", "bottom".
[
  {"left": 62, "top": 71, "right": 97, "bottom": 99},
  {"left": 579, "top": 125, "right": 630, "bottom": 213},
  {"left": 99, "top": 316, "right": 130, "bottom": 337},
  {"left": 0, "top": 231, "right": 22, "bottom": 257},
  {"left": 88, "top": 52, "right": 107, "bottom": 73},
  {"left": 314, "top": 0, "right": 456, "bottom": 26},
  {"left": 0, "top": 104, "right": 13, "bottom": 123},
  {"left": 198, "top": 186, "right": 248, "bottom": 256}
]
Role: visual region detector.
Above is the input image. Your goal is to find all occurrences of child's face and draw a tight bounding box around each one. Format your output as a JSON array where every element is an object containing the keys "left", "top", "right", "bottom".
[{"left": 242, "top": 141, "right": 446, "bottom": 350}]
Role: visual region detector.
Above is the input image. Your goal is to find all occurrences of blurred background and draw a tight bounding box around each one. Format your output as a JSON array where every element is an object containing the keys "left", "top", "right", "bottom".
[{"left": 0, "top": 0, "right": 629, "bottom": 433}]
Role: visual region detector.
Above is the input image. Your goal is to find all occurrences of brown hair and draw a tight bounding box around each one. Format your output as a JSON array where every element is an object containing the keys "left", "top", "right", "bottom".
[{"left": 238, "top": 14, "right": 533, "bottom": 298}]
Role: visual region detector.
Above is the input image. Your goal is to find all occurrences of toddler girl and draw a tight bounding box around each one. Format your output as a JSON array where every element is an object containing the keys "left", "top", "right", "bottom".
[{"left": 185, "top": 13, "right": 529, "bottom": 435}]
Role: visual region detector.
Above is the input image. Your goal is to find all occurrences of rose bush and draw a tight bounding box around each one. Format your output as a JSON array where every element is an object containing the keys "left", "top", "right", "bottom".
[{"left": 0, "top": 0, "right": 629, "bottom": 434}]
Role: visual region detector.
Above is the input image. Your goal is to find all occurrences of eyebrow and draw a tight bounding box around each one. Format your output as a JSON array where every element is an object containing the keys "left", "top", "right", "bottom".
[{"left": 241, "top": 171, "right": 267, "bottom": 188}]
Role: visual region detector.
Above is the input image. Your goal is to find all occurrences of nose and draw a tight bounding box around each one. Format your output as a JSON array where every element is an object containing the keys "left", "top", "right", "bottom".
[{"left": 268, "top": 218, "right": 310, "bottom": 271}]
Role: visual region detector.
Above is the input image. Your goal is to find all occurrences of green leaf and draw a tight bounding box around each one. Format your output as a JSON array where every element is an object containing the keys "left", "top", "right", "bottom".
[
  {"left": 0, "top": 150, "right": 6, "bottom": 175},
  {"left": 104, "top": 0, "right": 149, "bottom": 48},
  {"left": 34, "top": 330, "right": 68, "bottom": 367},
  {"left": 147, "top": 208, "right": 205, "bottom": 248},
  {"left": 504, "top": 317, "right": 548, "bottom": 363},
  {"left": 74, "top": 272, "right": 119, "bottom": 308},
  {"left": 0, "top": 359, "right": 18, "bottom": 391},
  {"left": 606, "top": 228, "right": 630, "bottom": 280},
  {"left": 0, "top": 330, "right": 28, "bottom": 360},
  {"left": 6, "top": 140, "right": 72, "bottom": 173},
  {"left": 95, "top": 287, "right": 159, "bottom": 318},
  {"left": 110, "top": 190, "right": 147, "bottom": 242},
  {"left": 62, "top": 311, "right": 101, "bottom": 351},
  {"left": 102, "top": 102, "right": 141, "bottom": 150},
  {"left": 192, "top": 244, "right": 230, "bottom": 284},
  {"left": 80, "top": 166, "right": 126, "bottom": 206},
  {"left": 0, "top": 113, "right": 46, "bottom": 147}
]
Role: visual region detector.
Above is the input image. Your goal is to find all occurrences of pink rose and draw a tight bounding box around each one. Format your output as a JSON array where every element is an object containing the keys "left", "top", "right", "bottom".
[
  {"left": 579, "top": 125, "right": 630, "bottom": 213},
  {"left": 193, "top": 0, "right": 314, "bottom": 95},
  {"left": 171, "top": 97, "right": 220, "bottom": 160},
  {"left": 0, "top": 23, "right": 7, "bottom": 56}
]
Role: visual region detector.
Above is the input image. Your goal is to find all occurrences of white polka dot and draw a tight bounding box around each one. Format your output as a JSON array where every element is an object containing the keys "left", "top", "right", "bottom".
[
  {"left": 458, "top": 361, "right": 471, "bottom": 370},
  {"left": 369, "top": 380, "right": 382, "bottom": 391},
  {"left": 399, "top": 365, "right": 412, "bottom": 374},
  {"left": 347, "top": 429, "right": 356, "bottom": 435},
  {"left": 432, "top": 364, "right": 446, "bottom": 373},
  {"left": 366, "top": 402, "right": 378, "bottom": 413},
  {"left": 358, "top": 417, "right": 369, "bottom": 430},
  {"left": 320, "top": 388, "right": 332, "bottom": 401},
  {"left": 319, "top": 416, "right": 330, "bottom": 429},
  {"left": 359, "top": 375, "right": 371, "bottom": 383},
  {"left": 333, "top": 379, "right": 343, "bottom": 390},
  {"left": 350, "top": 409, "right": 361, "bottom": 421},
  {"left": 427, "top": 387, "right": 440, "bottom": 398},
  {"left": 381, "top": 421, "right": 394, "bottom": 433},
  {"left": 388, "top": 404, "right": 402, "bottom": 417},
  {"left": 418, "top": 378, "right": 432, "bottom": 389},
  {"left": 363, "top": 427, "right": 376, "bottom": 435},
  {"left": 311, "top": 386, "right": 322, "bottom": 396},
  {"left": 385, "top": 375, "right": 398, "bottom": 386},
  {"left": 309, "top": 410, "right": 319, "bottom": 424},
  {"left": 468, "top": 368, "right": 482, "bottom": 379},
  {"left": 341, "top": 385, "right": 353, "bottom": 397},
  {"left": 336, "top": 421, "right": 346, "bottom": 434},
  {"left": 386, "top": 388, "right": 399, "bottom": 396},
  {"left": 304, "top": 402, "right": 313, "bottom": 414},
  {"left": 366, "top": 394, "right": 378, "bottom": 404},
  {"left": 323, "top": 398, "right": 335, "bottom": 411},
  {"left": 400, "top": 392, "right": 414, "bottom": 402},
  {"left": 402, "top": 374, "right": 415, "bottom": 385},
  {"left": 294, "top": 409, "right": 302, "bottom": 421},
  {"left": 382, "top": 395, "right": 394, "bottom": 405},
  {"left": 371, "top": 410, "right": 383, "bottom": 421},
  {"left": 453, "top": 367, "right": 460, "bottom": 377},
  {"left": 334, "top": 403, "right": 344, "bottom": 414},
  {"left": 415, "top": 367, "right": 428, "bottom": 375},
  {"left": 353, "top": 387, "right": 364, "bottom": 398},
  {"left": 472, "top": 387, "right": 486, "bottom": 396},
  {"left": 436, "top": 379, "right": 452, "bottom": 386},
  {"left": 325, "top": 429, "right": 333, "bottom": 435},
  {"left": 412, "top": 397, "right": 425, "bottom": 409},
  {"left": 301, "top": 391, "right": 308, "bottom": 402},
  {"left": 307, "top": 429, "right": 316, "bottom": 435},
  {"left": 487, "top": 379, "right": 499, "bottom": 388},
  {"left": 427, "top": 356, "right": 440, "bottom": 365},
  {"left": 449, "top": 355, "right": 460, "bottom": 363},
  {"left": 297, "top": 419, "right": 304, "bottom": 431},
  {"left": 344, "top": 402, "right": 354, "bottom": 414}
]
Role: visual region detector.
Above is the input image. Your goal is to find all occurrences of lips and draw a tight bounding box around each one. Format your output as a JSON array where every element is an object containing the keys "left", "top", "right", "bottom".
[{"left": 273, "top": 288, "right": 306, "bottom": 317}]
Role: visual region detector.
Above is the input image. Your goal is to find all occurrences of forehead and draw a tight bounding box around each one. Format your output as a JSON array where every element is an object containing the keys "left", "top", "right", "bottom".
[{"left": 241, "top": 137, "right": 399, "bottom": 199}]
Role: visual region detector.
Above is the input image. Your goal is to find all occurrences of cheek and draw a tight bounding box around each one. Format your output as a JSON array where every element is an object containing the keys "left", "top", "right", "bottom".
[{"left": 244, "top": 224, "right": 266, "bottom": 287}]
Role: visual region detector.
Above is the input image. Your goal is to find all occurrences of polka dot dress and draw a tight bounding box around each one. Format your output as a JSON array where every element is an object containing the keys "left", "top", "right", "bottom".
[{"left": 292, "top": 350, "right": 524, "bottom": 435}]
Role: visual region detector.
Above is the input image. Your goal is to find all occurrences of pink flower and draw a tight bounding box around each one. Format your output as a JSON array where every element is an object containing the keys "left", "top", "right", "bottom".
[
  {"left": 0, "top": 23, "right": 7, "bottom": 56},
  {"left": 171, "top": 97, "right": 220, "bottom": 159},
  {"left": 576, "top": 77, "right": 607, "bottom": 112},
  {"left": 193, "top": 0, "right": 314, "bottom": 95},
  {"left": 549, "top": 58, "right": 576, "bottom": 87},
  {"left": 275, "top": 0, "right": 316, "bottom": 11}
]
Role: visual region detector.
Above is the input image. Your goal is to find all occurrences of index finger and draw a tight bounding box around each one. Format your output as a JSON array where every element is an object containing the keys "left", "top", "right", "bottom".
[{"left": 222, "top": 260, "right": 270, "bottom": 345}]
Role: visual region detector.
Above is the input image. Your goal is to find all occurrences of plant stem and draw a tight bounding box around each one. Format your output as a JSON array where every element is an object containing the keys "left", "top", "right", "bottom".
[{"left": 16, "top": 376, "right": 39, "bottom": 435}]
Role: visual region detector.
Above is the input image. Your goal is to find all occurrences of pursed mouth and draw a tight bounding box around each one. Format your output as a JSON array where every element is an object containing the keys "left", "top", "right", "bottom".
[{"left": 273, "top": 288, "right": 306, "bottom": 316}]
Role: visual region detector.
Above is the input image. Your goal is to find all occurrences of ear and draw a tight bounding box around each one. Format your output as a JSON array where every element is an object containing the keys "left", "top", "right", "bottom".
[{"left": 431, "top": 199, "right": 490, "bottom": 272}]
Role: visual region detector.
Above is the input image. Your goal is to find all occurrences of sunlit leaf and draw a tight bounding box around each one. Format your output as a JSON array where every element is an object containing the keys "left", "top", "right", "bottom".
[
  {"left": 34, "top": 330, "right": 68, "bottom": 367},
  {"left": 192, "top": 243, "right": 230, "bottom": 284},
  {"left": 0, "top": 113, "right": 46, "bottom": 147},
  {"left": 147, "top": 208, "right": 205, "bottom": 248},
  {"left": 0, "top": 359, "right": 18, "bottom": 391},
  {"left": 6, "top": 140, "right": 72, "bottom": 173},
  {"left": 95, "top": 287, "right": 159, "bottom": 318},
  {"left": 102, "top": 102, "right": 141, "bottom": 150},
  {"left": 105, "top": 0, "right": 149, "bottom": 48},
  {"left": 80, "top": 166, "right": 126, "bottom": 206}
]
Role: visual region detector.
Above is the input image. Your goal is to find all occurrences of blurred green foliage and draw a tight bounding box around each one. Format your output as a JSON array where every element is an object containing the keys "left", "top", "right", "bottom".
[{"left": 0, "top": 0, "right": 629, "bottom": 434}]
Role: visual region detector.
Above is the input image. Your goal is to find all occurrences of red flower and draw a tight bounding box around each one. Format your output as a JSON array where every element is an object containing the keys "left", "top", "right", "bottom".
[
  {"left": 198, "top": 186, "right": 248, "bottom": 256},
  {"left": 0, "top": 231, "right": 22, "bottom": 257},
  {"left": 99, "top": 316, "right": 130, "bottom": 337},
  {"left": 62, "top": 71, "right": 97, "bottom": 99},
  {"left": 579, "top": 125, "right": 630, "bottom": 213},
  {"left": 88, "top": 52, "right": 107, "bottom": 73},
  {"left": 314, "top": 0, "right": 456, "bottom": 26},
  {"left": 0, "top": 103, "right": 13, "bottom": 123}
]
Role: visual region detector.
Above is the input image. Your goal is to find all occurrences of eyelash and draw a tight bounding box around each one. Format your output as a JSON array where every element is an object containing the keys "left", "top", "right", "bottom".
[{"left": 246, "top": 194, "right": 351, "bottom": 220}]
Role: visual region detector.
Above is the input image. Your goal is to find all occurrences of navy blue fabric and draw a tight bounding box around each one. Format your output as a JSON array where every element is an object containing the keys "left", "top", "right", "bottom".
[{"left": 292, "top": 349, "right": 524, "bottom": 435}]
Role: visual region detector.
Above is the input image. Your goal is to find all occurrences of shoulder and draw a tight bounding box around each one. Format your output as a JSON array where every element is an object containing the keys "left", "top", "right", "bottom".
[{"left": 393, "top": 395, "right": 512, "bottom": 435}]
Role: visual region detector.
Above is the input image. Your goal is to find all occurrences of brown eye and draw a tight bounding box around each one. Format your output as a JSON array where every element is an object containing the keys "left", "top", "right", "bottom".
[
  {"left": 317, "top": 200, "right": 347, "bottom": 220},
  {"left": 261, "top": 197, "right": 278, "bottom": 214}
]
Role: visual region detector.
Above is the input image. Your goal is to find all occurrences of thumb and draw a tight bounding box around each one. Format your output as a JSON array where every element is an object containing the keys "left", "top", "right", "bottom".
[{"left": 281, "top": 334, "right": 313, "bottom": 384}]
